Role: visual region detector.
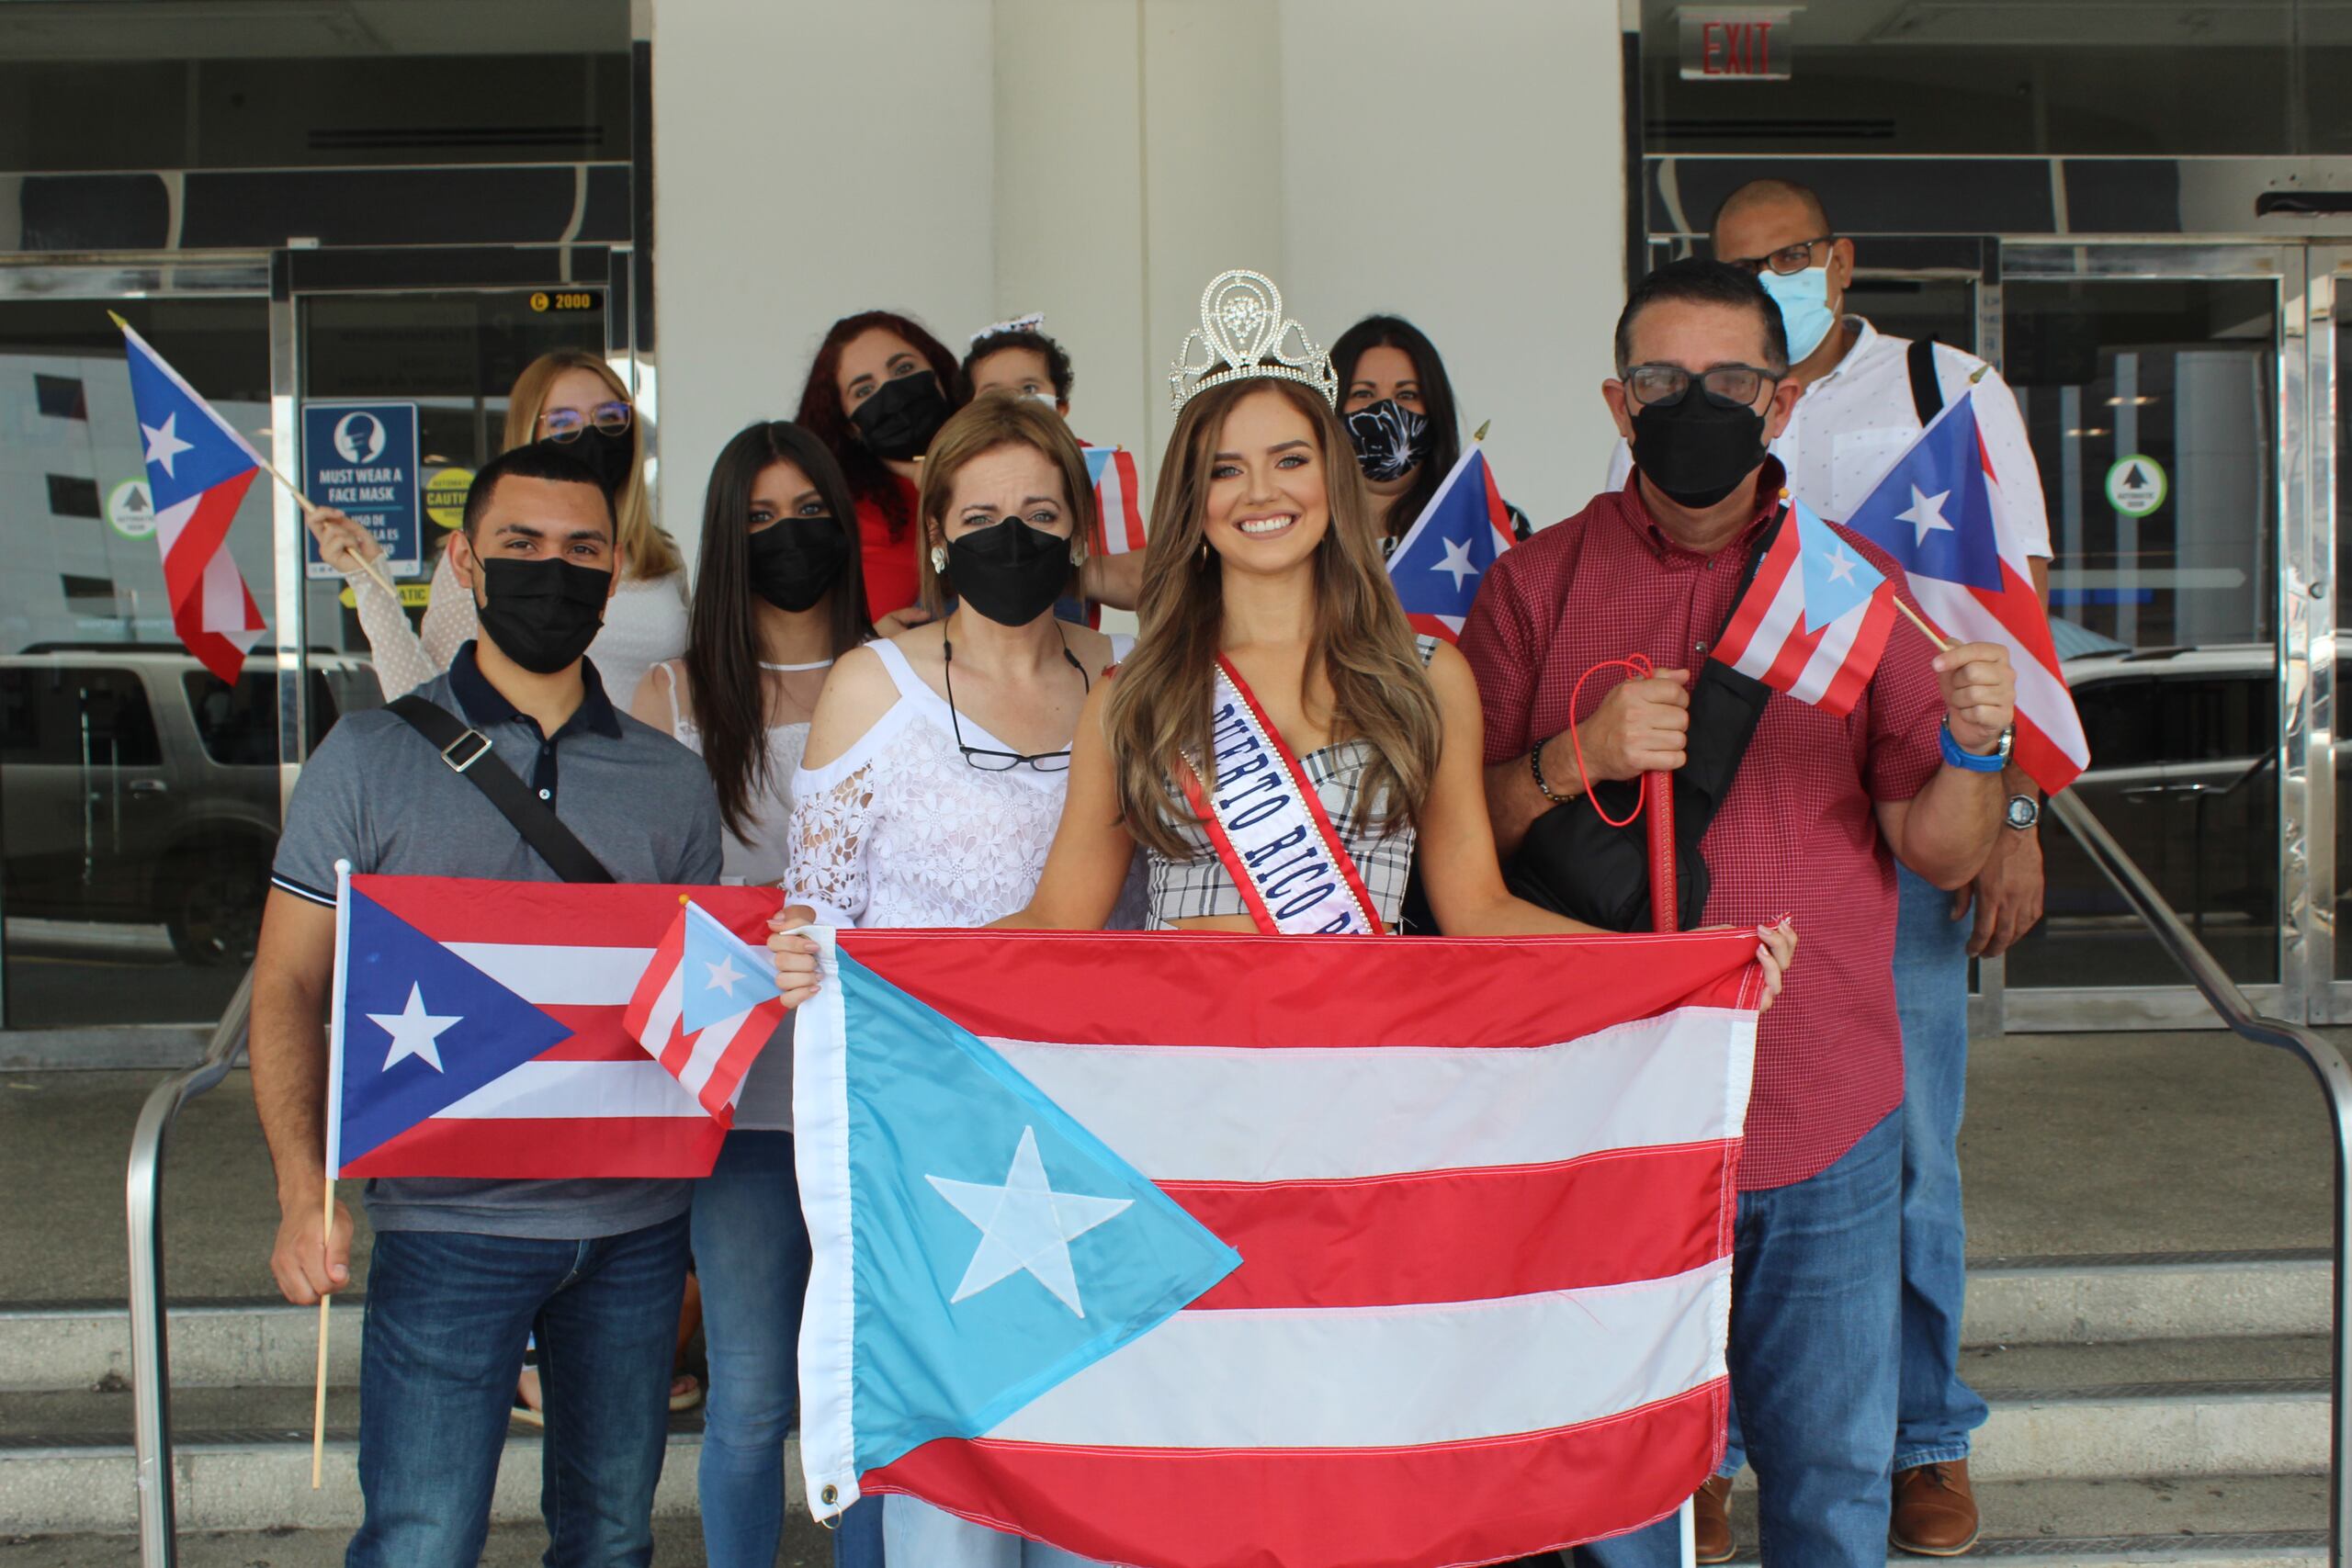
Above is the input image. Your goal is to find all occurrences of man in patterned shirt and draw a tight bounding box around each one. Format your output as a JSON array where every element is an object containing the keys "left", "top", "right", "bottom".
[{"left": 1461, "top": 258, "right": 2015, "bottom": 1568}]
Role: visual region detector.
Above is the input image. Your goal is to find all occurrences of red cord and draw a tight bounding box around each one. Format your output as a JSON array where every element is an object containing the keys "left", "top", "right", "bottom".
[{"left": 1568, "top": 653, "right": 1655, "bottom": 829}]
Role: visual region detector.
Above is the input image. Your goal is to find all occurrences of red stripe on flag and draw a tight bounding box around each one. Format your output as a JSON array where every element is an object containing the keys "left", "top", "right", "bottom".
[
  {"left": 1710, "top": 524, "right": 1795, "bottom": 668},
  {"left": 1810, "top": 587, "right": 1898, "bottom": 716},
  {"left": 839, "top": 928, "right": 1758, "bottom": 1050},
  {"left": 340, "top": 1113, "right": 725, "bottom": 1179},
  {"left": 164, "top": 472, "right": 259, "bottom": 684},
  {"left": 353, "top": 876, "right": 779, "bottom": 945},
  {"left": 532, "top": 1007, "right": 646, "bottom": 1061},
  {"left": 1169, "top": 1139, "right": 1737, "bottom": 1309},
  {"left": 1406, "top": 610, "right": 1463, "bottom": 645},
  {"left": 869, "top": 1378, "right": 1726, "bottom": 1568}
]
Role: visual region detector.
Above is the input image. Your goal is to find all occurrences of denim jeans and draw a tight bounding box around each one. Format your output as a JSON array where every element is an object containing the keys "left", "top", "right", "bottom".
[
  {"left": 884, "top": 1495, "right": 1114, "bottom": 1565},
  {"left": 346, "top": 1214, "right": 691, "bottom": 1568},
  {"left": 692, "top": 1130, "right": 814, "bottom": 1568},
  {"left": 831, "top": 1496, "right": 885, "bottom": 1567},
  {"left": 1571, "top": 1110, "right": 1903, "bottom": 1568},
  {"left": 1891, "top": 863, "right": 1989, "bottom": 1469}
]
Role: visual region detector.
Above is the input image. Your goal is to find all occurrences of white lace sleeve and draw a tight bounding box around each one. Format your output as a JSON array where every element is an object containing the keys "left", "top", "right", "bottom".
[
  {"left": 345, "top": 567, "right": 436, "bottom": 701},
  {"left": 786, "top": 756, "right": 877, "bottom": 929},
  {"left": 418, "top": 549, "right": 478, "bottom": 673}
]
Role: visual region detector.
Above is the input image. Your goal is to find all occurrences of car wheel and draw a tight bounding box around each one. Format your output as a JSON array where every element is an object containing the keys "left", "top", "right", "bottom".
[{"left": 164, "top": 848, "right": 268, "bottom": 967}]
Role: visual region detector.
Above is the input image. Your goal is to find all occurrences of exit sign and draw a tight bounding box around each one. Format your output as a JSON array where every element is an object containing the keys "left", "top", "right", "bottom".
[{"left": 1678, "top": 6, "right": 1798, "bottom": 81}]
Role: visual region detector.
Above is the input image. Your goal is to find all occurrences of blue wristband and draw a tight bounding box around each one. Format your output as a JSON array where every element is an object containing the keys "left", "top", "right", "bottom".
[{"left": 1939, "top": 718, "right": 2005, "bottom": 773}]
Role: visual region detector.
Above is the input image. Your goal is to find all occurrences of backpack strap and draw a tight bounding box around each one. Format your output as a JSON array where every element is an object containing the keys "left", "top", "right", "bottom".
[
  {"left": 386, "top": 694, "right": 616, "bottom": 884},
  {"left": 1906, "top": 334, "right": 1945, "bottom": 426}
]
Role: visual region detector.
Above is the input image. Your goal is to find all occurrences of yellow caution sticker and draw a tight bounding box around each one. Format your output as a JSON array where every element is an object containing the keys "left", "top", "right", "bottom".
[
  {"left": 424, "top": 467, "right": 473, "bottom": 530},
  {"left": 338, "top": 581, "right": 433, "bottom": 610}
]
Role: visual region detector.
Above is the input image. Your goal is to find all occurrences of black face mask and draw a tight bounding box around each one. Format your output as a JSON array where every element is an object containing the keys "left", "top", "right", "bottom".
[
  {"left": 745, "top": 514, "right": 850, "bottom": 614},
  {"left": 946, "top": 517, "right": 1071, "bottom": 627},
  {"left": 1628, "top": 389, "right": 1769, "bottom": 510},
  {"left": 475, "top": 557, "right": 610, "bottom": 675},
  {"left": 538, "top": 425, "right": 636, "bottom": 496},
  {"left": 1344, "top": 399, "right": 1430, "bottom": 483},
  {"left": 849, "top": 371, "right": 951, "bottom": 462}
]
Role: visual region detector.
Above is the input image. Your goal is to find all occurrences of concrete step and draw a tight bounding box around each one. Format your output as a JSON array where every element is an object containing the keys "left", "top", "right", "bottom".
[
  {"left": 9, "top": 1250, "right": 2328, "bottom": 1395},
  {"left": 0, "top": 1517, "right": 836, "bottom": 1566},
  {"left": 2, "top": 1337, "right": 2333, "bottom": 1531},
  {"left": 1722, "top": 1474, "right": 2329, "bottom": 1565},
  {"left": 0, "top": 1384, "right": 751, "bottom": 1532}
]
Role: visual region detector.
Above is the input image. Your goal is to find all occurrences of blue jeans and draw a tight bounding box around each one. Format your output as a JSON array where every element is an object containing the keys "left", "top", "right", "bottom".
[
  {"left": 831, "top": 1497, "right": 885, "bottom": 1567},
  {"left": 346, "top": 1214, "right": 691, "bottom": 1568},
  {"left": 1573, "top": 1110, "right": 1903, "bottom": 1568},
  {"left": 1892, "top": 863, "right": 1989, "bottom": 1468},
  {"left": 693, "top": 1130, "right": 814, "bottom": 1568}
]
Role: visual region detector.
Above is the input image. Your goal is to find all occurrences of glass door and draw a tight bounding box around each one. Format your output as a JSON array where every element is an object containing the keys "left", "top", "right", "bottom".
[{"left": 1992, "top": 243, "right": 2305, "bottom": 1029}]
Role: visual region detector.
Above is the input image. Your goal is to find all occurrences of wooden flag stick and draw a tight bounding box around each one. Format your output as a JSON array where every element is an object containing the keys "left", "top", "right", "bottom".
[
  {"left": 311, "top": 1178, "right": 334, "bottom": 1489},
  {"left": 107, "top": 309, "right": 401, "bottom": 602},
  {"left": 1893, "top": 594, "right": 1953, "bottom": 654},
  {"left": 1472, "top": 419, "right": 1492, "bottom": 442}
]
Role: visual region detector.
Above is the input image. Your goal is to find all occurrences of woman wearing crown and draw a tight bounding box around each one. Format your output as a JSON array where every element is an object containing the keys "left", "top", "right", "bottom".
[{"left": 965, "top": 271, "right": 1800, "bottom": 967}]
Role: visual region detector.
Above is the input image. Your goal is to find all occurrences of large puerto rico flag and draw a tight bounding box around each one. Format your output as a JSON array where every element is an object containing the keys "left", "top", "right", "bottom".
[
  {"left": 793, "top": 925, "right": 1764, "bottom": 1568},
  {"left": 1838, "top": 390, "right": 2089, "bottom": 792},
  {"left": 325, "top": 874, "right": 784, "bottom": 1179}
]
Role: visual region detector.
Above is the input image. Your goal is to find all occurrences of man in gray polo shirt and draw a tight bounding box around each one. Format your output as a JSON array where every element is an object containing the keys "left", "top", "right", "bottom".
[{"left": 250, "top": 443, "right": 721, "bottom": 1568}]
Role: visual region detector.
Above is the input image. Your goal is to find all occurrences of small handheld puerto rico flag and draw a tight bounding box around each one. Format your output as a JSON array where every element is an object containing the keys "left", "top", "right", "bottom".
[
  {"left": 1711, "top": 500, "right": 1899, "bottom": 716},
  {"left": 112, "top": 313, "right": 269, "bottom": 683},
  {"left": 1839, "top": 389, "right": 2090, "bottom": 793},
  {"left": 1386, "top": 440, "right": 1514, "bottom": 642},
  {"left": 1081, "top": 444, "right": 1147, "bottom": 556},
  {"left": 623, "top": 897, "right": 790, "bottom": 1125}
]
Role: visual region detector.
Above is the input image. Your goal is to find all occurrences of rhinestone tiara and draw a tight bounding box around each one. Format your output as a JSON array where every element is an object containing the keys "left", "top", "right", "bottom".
[
  {"left": 1168, "top": 269, "right": 1337, "bottom": 412},
  {"left": 969, "top": 310, "right": 1046, "bottom": 344}
]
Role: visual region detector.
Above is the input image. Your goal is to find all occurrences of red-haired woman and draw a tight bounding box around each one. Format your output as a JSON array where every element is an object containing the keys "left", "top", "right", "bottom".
[{"left": 795, "top": 310, "right": 965, "bottom": 631}]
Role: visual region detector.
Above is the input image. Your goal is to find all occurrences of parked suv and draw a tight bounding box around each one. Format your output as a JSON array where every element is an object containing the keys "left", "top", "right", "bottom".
[
  {"left": 0, "top": 648, "right": 378, "bottom": 966},
  {"left": 2018, "top": 642, "right": 2279, "bottom": 987}
]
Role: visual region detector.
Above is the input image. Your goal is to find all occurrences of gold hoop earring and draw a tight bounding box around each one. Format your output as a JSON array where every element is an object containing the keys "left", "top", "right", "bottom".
[{"left": 1199, "top": 540, "right": 1211, "bottom": 567}]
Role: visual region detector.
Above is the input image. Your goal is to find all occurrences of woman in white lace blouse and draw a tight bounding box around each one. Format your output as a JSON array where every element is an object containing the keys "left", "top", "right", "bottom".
[
  {"left": 305, "top": 349, "right": 689, "bottom": 705},
  {"left": 782, "top": 392, "right": 1127, "bottom": 1568}
]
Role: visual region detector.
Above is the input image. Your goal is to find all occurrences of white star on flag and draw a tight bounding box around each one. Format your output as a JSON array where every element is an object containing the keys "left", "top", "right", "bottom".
[
  {"left": 141, "top": 412, "right": 194, "bottom": 479},
  {"left": 1823, "top": 543, "right": 1860, "bottom": 585},
  {"left": 368, "top": 983, "right": 461, "bottom": 1074},
  {"left": 927, "top": 1126, "right": 1133, "bottom": 1318},
  {"left": 703, "top": 954, "right": 746, "bottom": 999},
  {"left": 1431, "top": 536, "right": 1481, "bottom": 590},
  {"left": 1894, "top": 484, "right": 1954, "bottom": 548}
]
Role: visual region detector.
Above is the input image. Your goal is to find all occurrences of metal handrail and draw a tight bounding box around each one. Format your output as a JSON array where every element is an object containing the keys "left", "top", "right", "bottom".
[
  {"left": 126, "top": 964, "right": 254, "bottom": 1568},
  {"left": 2047, "top": 788, "right": 2352, "bottom": 1563}
]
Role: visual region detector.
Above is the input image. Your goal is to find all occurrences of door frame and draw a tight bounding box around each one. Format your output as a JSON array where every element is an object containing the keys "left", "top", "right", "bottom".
[{"left": 1975, "top": 240, "right": 2315, "bottom": 1032}]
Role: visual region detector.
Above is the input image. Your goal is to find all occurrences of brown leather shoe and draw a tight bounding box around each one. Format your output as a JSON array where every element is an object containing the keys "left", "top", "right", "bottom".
[
  {"left": 1692, "top": 1473, "right": 1735, "bottom": 1564},
  {"left": 1891, "top": 1460, "right": 1981, "bottom": 1556}
]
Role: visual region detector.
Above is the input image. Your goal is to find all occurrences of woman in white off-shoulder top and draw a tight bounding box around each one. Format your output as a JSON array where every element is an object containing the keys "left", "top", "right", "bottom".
[
  {"left": 783, "top": 392, "right": 1131, "bottom": 1567},
  {"left": 306, "top": 348, "right": 689, "bottom": 705}
]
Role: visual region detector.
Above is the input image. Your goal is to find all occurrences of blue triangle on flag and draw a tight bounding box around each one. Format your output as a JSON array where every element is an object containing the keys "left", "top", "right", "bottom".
[
  {"left": 679, "top": 900, "right": 783, "bottom": 1034},
  {"left": 1387, "top": 449, "right": 1504, "bottom": 620},
  {"left": 1791, "top": 502, "right": 1886, "bottom": 631},
  {"left": 337, "top": 888, "right": 573, "bottom": 1168},
  {"left": 835, "top": 949, "right": 1240, "bottom": 1475},
  {"left": 1080, "top": 446, "right": 1114, "bottom": 488},
  {"left": 121, "top": 340, "right": 258, "bottom": 513},
  {"left": 1840, "top": 394, "right": 2006, "bottom": 593}
]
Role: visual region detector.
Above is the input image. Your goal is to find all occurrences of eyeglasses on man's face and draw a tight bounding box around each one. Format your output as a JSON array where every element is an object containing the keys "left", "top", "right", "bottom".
[
  {"left": 537, "top": 401, "right": 633, "bottom": 441},
  {"left": 1724, "top": 235, "right": 1836, "bottom": 277},
  {"left": 1620, "top": 363, "right": 1781, "bottom": 410}
]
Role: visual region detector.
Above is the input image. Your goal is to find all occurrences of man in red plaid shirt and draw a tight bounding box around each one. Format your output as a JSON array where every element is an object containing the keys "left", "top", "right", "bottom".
[{"left": 1461, "top": 259, "right": 2014, "bottom": 1568}]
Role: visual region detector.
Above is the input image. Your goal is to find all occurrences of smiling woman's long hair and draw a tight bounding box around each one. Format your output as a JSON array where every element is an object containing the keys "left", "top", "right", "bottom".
[{"left": 1102, "top": 378, "right": 1442, "bottom": 861}]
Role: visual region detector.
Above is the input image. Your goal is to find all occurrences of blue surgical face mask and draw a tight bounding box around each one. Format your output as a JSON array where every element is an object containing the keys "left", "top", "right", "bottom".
[{"left": 1758, "top": 265, "right": 1837, "bottom": 362}]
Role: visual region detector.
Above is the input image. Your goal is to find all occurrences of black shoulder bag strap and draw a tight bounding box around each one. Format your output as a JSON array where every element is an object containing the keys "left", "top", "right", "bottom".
[
  {"left": 386, "top": 694, "right": 616, "bottom": 884},
  {"left": 1907, "top": 333, "right": 1945, "bottom": 426}
]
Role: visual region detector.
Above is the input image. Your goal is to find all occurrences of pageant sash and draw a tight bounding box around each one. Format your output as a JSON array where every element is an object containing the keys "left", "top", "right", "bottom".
[{"left": 1178, "top": 657, "right": 1387, "bottom": 937}]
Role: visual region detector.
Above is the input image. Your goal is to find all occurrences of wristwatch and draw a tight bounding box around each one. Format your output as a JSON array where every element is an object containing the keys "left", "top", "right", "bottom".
[{"left": 2004, "top": 794, "right": 2041, "bottom": 831}]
